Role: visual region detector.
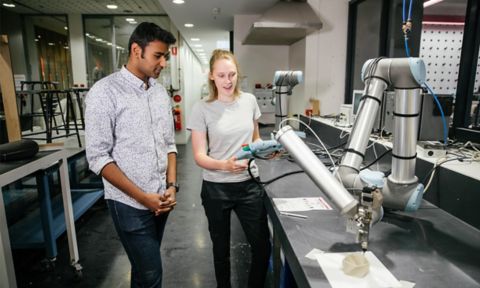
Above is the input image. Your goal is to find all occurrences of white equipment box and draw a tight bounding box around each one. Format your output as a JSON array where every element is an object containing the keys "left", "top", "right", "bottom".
[{"left": 254, "top": 88, "right": 275, "bottom": 125}]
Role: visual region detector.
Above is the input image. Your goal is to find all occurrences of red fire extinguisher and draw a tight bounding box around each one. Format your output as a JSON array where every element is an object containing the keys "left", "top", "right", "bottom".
[{"left": 173, "top": 106, "right": 182, "bottom": 131}]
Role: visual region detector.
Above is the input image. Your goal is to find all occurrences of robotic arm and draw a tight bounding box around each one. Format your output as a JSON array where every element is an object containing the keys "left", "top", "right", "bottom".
[
  {"left": 273, "top": 71, "right": 303, "bottom": 129},
  {"left": 276, "top": 58, "right": 427, "bottom": 251}
]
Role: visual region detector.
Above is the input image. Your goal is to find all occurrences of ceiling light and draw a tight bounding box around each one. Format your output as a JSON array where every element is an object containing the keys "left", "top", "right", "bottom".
[
  {"left": 48, "top": 42, "right": 55, "bottom": 46},
  {"left": 64, "top": 26, "right": 68, "bottom": 30},
  {"left": 172, "top": 0, "right": 185, "bottom": 4},
  {"left": 196, "top": 49, "right": 204, "bottom": 52},
  {"left": 2, "top": 3, "right": 15, "bottom": 8},
  {"left": 191, "top": 38, "right": 200, "bottom": 41},
  {"left": 184, "top": 23, "right": 194, "bottom": 28},
  {"left": 422, "top": 21, "right": 464, "bottom": 26},
  {"left": 130, "top": 21, "right": 138, "bottom": 24},
  {"left": 194, "top": 44, "right": 202, "bottom": 47},
  {"left": 423, "top": 0, "right": 443, "bottom": 8},
  {"left": 126, "top": 18, "right": 135, "bottom": 22},
  {"left": 106, "top": 4, "right": 118, "bottom": 9}
]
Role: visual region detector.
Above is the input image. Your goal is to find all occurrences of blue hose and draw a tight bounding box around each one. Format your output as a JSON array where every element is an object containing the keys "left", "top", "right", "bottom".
[
  {"left": 408, "top": 0, "right": 413, "bottom": 20},
  {"left": 404, "top": 38, "right": 411, "bottom": 57},
  {"left": 424, "top": 83, "right": 449, "bottom": 146}
]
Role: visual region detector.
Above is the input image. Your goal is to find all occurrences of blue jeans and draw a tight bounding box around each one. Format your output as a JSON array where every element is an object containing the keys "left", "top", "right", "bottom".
[
  {"left": 201, "top": 179, "right": 271, "bottom": 288},
  {"left": 107, "top": 199, "right": 169, "bottom": 288}
]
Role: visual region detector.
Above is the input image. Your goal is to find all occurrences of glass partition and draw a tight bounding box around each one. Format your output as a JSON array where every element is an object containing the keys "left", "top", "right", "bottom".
[{"left": 84, "top": 15, "right": 170, "bottom": 87}]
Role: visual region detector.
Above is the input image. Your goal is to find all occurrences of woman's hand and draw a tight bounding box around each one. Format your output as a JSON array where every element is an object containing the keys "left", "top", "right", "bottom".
[{"left": 223, "top": 156, "right": 248, "bottom": 173}]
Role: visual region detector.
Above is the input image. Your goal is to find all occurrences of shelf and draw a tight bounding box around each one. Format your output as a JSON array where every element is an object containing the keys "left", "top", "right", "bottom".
[{"left": 9, "top": 189, "right": 103, "bottom": 249}]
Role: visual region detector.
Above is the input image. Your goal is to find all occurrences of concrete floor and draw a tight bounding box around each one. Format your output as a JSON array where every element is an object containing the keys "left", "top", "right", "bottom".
[{"left": 12, "top": 142, "right": 269, "bottom": 287}]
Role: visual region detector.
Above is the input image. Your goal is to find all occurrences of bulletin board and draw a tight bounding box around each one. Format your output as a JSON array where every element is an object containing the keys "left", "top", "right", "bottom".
[{"left": 420, "top": 23, "right": 480, "bottom": 94}]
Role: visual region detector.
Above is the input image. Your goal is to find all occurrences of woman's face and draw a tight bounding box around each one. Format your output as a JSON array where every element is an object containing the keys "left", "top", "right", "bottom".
[{"left": 210, "top": 58, "right": 237, "bottom": 97}]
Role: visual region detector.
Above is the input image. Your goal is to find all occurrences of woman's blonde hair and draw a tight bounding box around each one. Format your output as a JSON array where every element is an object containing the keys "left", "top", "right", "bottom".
[{"left": 207, "top": 49, "right": 241, "bottom": 102}]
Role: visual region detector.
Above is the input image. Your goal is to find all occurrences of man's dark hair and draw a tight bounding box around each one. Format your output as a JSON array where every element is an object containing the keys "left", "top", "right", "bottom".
[{"left": 128, "top": 22, "right": 176, "bottom": 57}]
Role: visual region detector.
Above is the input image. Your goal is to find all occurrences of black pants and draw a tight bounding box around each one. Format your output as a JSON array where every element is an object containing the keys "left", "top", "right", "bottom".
[{"left": 201, "top": 179, "right": 271, "bottom": 288}]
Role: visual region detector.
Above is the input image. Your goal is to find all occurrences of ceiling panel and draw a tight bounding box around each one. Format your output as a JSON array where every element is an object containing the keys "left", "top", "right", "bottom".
[{"left": 12, "top": 0, "right": 165, "bottom": 14}]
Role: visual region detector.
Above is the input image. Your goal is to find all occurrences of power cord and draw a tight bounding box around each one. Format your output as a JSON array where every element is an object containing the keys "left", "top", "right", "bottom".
[{"left": 247, "top": 158, "right": 304, "bottom": 187}]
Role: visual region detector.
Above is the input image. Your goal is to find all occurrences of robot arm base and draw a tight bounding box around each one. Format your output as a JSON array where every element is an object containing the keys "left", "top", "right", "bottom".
[{"left": 383, "top": 177, "right": 424, "bottom": 211}]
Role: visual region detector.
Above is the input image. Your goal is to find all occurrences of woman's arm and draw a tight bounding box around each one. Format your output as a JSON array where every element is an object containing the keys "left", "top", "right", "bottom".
[{"left": 252, "top": 120, "right": 261, "bottom": 142}]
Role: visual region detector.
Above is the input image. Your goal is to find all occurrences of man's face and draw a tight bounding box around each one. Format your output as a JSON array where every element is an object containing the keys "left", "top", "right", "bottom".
[{"left": 135, "top": 40, "right": 170, "bottom": 79}]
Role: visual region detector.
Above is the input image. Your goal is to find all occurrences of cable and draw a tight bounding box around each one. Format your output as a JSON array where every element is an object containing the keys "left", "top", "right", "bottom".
[
  {"left": 408, "top": 0, "right": 413, "bottom": 20},
  {"left": 305, "top": 140, "right": 347, "bottom": 152},
  {"left": 404, "top": 38, "right": 411, "bottom": 57},
  {"left": 422, "top": 157, "right": 465, "bottom": 194},
  {"left": 402, "top": 0, "right": 413, "bottom": 57},
  {"left": 421, "top": 157, "right": 465, "bottom": 186},
  {"left": 279, "top": 117, "right": 337, "bottom": 169},
  {"left": 360, "top": 148, "right": 392, "bottom": 171},
  {"left": 423, "top": 82, "right": 448, "bottom": 146},
  {"left": 247, "top": 158, "right": 304, "bottom": 186}
]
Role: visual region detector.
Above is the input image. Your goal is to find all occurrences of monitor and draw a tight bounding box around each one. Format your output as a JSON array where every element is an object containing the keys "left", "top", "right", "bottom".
[{"left": 352, "top": 90, "right": 364, "bottom": 116}]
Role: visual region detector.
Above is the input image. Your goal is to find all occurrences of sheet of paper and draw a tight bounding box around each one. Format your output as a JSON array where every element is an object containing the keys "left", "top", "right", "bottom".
[
  {"left": 399, "top": 280, "right": 415, "bottom": 288},
  {"left": 305, "top": 248, "right": 325, "bottom": 260},
  {"left": 273, "top": 197, "right": 332, "bottom": 212},
  {"left": 316, "top": 252, "right": 401, "bottom": 288}
]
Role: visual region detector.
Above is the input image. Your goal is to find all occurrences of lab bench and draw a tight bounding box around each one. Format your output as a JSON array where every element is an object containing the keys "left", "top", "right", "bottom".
[
  {"left": 259, "top": 158, "right": 480, "bottom": 287},
  {"left": 0, "top": 148, "right": 103, "bottom": 288}
]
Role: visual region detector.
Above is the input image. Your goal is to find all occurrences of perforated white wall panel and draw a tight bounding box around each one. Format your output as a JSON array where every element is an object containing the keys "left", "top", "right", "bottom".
[{"left": 420, "top": 23, "right": 480, "bottom": 94}]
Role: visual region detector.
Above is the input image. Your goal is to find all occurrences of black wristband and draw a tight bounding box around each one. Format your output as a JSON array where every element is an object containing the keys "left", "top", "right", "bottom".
[{"left": 167, "top": 182, "right": 179, "bottom": 193}]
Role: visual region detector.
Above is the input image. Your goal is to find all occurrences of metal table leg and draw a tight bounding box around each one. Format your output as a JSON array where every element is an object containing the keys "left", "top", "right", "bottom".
[
  {"left": 58, "top": 157, "right": 82, "bottom": 276},
  {"left": 0, "top": 187, "right": 17, "bottom": 288}
]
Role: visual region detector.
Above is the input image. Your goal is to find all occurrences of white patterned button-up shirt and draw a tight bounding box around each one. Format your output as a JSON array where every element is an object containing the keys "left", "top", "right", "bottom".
[{"left": 85, "top": 66, "right": 176, "bottom": 210}]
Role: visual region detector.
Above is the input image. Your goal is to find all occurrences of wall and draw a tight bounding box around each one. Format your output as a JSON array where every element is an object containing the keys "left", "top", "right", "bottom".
[
  {"left": 68, "top": 14, "right": 87, "bottom": 87},
  {"left": 234, "top": 1, "right": 348, "bottom": 117},
  {"left": 233, "top": 15, "right": 290, "bottom": 93},
  {"left": 0, "top": 9, "right": 28, "bottom": 79},
  {"left": 175, "top": 25, "right": 206, "bottom": 144},
  {"left": 301, "top": 0, "right": 349, "bottom": 116},
  {"left": 289, "top": 38, "right": 306, "bottom": 116},
  {"left": 420, "top": 23, "right": 480, "bottom": 94}
]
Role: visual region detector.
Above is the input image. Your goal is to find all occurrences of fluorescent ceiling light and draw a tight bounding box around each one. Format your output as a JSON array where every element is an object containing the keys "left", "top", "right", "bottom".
[
  {"left": 130, "top": 21, "right": 138, "bottom": 24},
  {"left": 194, "top": 44, "right": 202, "bottom": 47},
  {"left": 423, "top": 21, "right": 464, "bottom": 26},
  {"left": 2, "top": 3, "right": 15, "bottom": 7},
  {"left": 184, "top": 23, "right": 194, "bottom": 28},
  {"left": 173, "top": 0, "right": 185, "bottom": 4},
  {"left": 191, "top": 38, "right": 200, "bottom": 41},
  {"left": 126, "top": 18, "right": 135, "bottom": 22},
  {"left": 424, "top": 0, "right": 443, "bottom": 8},
  {"left": 106, "top": 4, "right": 118, "bottom": 9}
]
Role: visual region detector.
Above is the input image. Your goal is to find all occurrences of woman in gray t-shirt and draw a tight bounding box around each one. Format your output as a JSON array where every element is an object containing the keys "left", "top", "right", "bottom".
[{"left": 187, "top": 49, "right": 271, "bottom": 288}]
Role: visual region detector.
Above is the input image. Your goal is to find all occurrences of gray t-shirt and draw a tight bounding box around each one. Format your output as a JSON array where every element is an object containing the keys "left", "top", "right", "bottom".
[{"left": 187, "top": 92, "right": 261, "bottom": 183}]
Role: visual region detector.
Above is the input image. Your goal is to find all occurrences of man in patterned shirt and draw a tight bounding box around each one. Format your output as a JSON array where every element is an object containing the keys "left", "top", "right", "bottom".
[{"left": 85, "top": 22, "right": 177, "bottom": 288}]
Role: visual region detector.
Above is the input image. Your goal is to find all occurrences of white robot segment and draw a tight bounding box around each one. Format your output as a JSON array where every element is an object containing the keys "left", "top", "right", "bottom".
[{"left": 273, "top": 71, "right": 303, "bottom": 129}]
